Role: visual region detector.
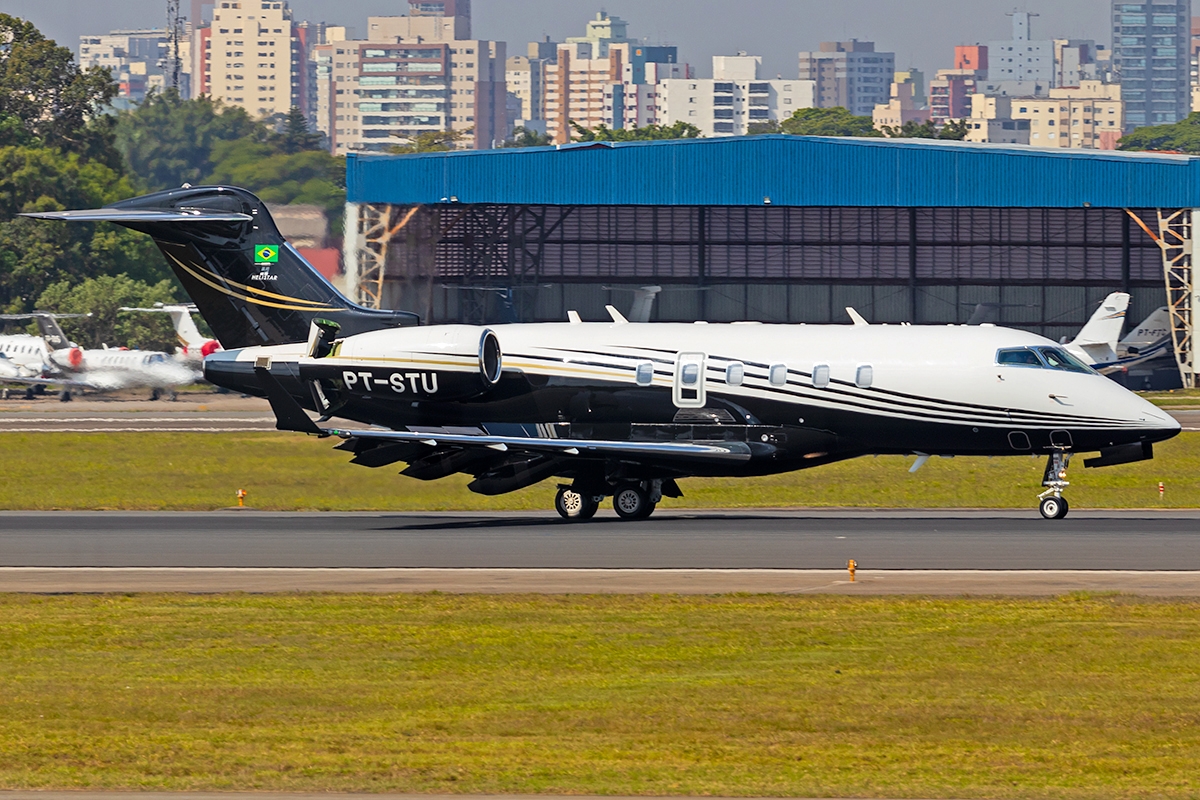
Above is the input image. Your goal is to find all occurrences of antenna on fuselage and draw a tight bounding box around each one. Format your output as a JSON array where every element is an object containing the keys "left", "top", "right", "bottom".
[{"left": 846, "top": 307, "right": 869, "bottom": 327}]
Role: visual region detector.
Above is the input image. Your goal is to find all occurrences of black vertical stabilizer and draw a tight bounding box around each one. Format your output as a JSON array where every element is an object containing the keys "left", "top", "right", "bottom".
[
  {"left": 33, "top": 314, "right": 71, "bottom": 350},
  {"left": 23, "top": 186, "right": 419, "bottom": 349}
]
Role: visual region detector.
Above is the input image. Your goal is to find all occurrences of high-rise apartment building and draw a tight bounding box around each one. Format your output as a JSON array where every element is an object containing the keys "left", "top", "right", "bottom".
[
  {"left": 312, "top": 0, "right": 506, "bottom": 154},
  {"left": 965, "top": 82, "right": 1124, "bottom": 148},
  {"left": 797, "top": 40, "right": 894, "bottom": 116},
  {"left": 207, "top": 1, "right": 298, "bottom": 118},
  {"left": 986, "top": 13, "right": 1099, "bottom": 92},
  {"left": 506, "top": 38, "right": 557, "bottom": 132},
  {"left": 543, "top": 12, "right": 686, "bottom": 142},
  {"left": 928, "top": 70, "right": 978, "bottom": 123},
  {"left": 657, "top": 55, "right": 814, "bottom": 137},
  {"left": 79, "top": 28, "right": 190, "bottom": 103},
  {"left": 1112, "top": 1, "right": 1190, "bottom": 127},
  {"left": 988, "top": 12, "right": 1055, "bottom": 84}
]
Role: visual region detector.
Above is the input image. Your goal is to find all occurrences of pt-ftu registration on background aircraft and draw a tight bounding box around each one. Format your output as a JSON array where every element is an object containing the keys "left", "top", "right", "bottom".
[{"left": 28, "top": 186, "right": 1180, "bottom": 520}]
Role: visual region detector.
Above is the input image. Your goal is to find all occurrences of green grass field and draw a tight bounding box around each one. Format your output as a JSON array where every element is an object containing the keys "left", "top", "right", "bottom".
[
  {"left": 1140, "top": 388, "right": 1200, "bottom": 407},
  {"left": 1, "top": 593, "right": 1198, "bottom": 798},
  {"left": 0, "top": 430, "right": 1196, "bottom": 510}
]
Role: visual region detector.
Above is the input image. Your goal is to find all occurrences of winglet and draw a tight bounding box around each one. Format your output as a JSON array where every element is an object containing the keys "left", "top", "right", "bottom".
[
  {"left": 605, "top": 305, "right": 629, "bottom": 324},
  {"left": 846, "top": 307, "right": 869, "bottom": 327},
  {"left": 253, "top": 362, "right": 325, "bottom": 435}
]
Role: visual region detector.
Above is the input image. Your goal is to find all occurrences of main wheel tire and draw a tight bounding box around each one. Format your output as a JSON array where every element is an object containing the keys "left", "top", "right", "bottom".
[
  {"left": 613, "top": 484, "right": 655, "bottom": 520},
  {"left": 578, "top": 496, "right": 599, "bottom": 519},
  {"left": 556, "top": 487, "right": 599, "bottom": 520},
  {"left": 1039, "top": 496, "right": 1068, "bottom": 520}
]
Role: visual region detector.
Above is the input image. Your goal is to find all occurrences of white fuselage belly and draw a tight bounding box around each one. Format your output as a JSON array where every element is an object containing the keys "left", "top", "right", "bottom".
[{"left": 207, "top": 322, "right": 1179, "bottom": 471}]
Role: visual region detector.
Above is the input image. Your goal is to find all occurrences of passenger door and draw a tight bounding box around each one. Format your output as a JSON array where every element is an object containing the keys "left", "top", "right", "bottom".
[{"left": 673, "top": 352, "right": 707, "bottom": 408}]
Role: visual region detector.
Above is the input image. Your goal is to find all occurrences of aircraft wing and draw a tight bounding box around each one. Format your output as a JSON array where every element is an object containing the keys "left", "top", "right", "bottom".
[
  {"left": 255, "top": 364, "right": 750, "bottom": 494},
  {"left": 327, "top": 425, "right": 753, "bottom": 463},
  {"left": 22, "top": 209, "right": 252, "bottom": 223},
  {"left": 0, "top": 375, "right": 92, "bottom": 389}
]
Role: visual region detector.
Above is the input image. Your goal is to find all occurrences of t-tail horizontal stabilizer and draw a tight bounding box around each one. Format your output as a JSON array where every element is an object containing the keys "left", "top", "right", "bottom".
[{"left": 22, "top": 186, "right": 419, "bottom": 349}]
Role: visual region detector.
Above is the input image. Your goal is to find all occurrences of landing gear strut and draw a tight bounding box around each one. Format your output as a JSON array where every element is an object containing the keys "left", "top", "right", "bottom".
[{"left": 1037, "top": 449, "right": 1072, "bottom": 519}]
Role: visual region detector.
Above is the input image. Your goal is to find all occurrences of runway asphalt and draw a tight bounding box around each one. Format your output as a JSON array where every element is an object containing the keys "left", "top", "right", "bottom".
[{"left": 2, "top": 510, "right": 1198, "bottom": 570}]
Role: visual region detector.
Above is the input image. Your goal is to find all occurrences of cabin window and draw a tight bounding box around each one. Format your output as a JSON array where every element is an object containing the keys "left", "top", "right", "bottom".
[
  {"left": 681, "top": 363, "right": 700, "bottom": 385},
  {"left": 635, "top": 361, "right": 654, "bottom": 386},
  {"left": 855, "top": 364, "right": 873, "bottom": 388},
  {"left": 812, "top": 364, "right": 830, "bottom": 388},
  {"left": 725, "top": 362, "right": 744, "bottom": 386},
  {"left": 769, "top": 363, "right": 787, "bottom": 386}
]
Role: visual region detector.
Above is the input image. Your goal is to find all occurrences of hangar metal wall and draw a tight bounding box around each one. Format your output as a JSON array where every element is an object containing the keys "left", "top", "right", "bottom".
[{"left": 379, "top": 203, "right": 1165, "bottom": 342}]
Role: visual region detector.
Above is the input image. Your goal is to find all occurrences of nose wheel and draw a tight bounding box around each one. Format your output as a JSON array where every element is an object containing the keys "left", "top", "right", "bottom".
[
  {"left": 1037, "top": 449, "right": 1072, "bottom": 519},
  {"left": 1039, "top": 495, "right": 1069, "bottom": 520}
]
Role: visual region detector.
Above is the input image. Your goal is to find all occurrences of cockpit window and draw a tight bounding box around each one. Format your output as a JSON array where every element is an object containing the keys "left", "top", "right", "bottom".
[
  {"left": 1035, "top": 346, "right": 1093, "bottom": 374},
  {"left": 996, "top": 346, "right": 1095, "bottom": 374},
  {"left": 997, "top": 348, "right": 1043, "bottom": 367}
]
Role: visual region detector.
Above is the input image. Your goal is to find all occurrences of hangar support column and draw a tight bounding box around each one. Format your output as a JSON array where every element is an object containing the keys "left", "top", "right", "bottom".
[
  {"left": 1154, "top": 209, "right": 1197, "bottom": 389},
  {"left": 349, "top": 203, "right": 437, "bottom": 320}
]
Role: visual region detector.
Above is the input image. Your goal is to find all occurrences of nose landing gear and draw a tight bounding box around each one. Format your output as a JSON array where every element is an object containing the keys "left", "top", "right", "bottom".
[{"left": 1037, "top": 449, "right": 1072, "bottom": 519}]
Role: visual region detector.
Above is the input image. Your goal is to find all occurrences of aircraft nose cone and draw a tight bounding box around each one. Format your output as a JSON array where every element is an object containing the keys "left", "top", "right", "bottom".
[{"left": 1132, "top": 401, "right": 1182, "bottom": 440}]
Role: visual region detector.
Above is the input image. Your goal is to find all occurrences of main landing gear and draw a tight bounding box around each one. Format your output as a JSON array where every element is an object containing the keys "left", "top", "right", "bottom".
[
  {"left": 554, "top": 479, "right": 669, "bottom": 521},
  {"left": 1037, "top": 449, "right": 1072, "bottom": 520},
  {"left": 554, "top": 486, "right": 601, "bottom": 520}
]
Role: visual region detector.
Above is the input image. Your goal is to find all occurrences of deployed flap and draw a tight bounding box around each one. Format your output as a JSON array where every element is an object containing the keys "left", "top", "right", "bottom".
[{"left": 254, "top": 364, "right": 324, "bottom": 435}]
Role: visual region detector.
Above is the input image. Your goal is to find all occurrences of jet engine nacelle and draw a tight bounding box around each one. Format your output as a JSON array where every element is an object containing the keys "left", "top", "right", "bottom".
[{"left": 300, "top": 325, "right": 503, "bottom": 402}]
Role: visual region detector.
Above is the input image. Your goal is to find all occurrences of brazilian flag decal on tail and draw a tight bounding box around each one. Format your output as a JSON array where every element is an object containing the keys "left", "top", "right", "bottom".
[{"left": 255, "top": 245, "right": 280, "bottom": 264}]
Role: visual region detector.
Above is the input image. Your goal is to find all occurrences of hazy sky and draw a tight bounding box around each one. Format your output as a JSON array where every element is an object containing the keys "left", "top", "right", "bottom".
[{"left": 11, "top": 0, "right": 1112, "bottom": 79}]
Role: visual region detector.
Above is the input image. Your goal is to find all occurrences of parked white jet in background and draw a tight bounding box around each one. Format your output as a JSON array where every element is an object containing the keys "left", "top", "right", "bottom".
[
  {"left": 1065, "top": 301, "right": 1176, "bottom": 384},
  {"left": 0, "top": 313, "right": 200, "bottom": 400},
  {"left": 120, "top": 303, "right": 222, "bottom": 366},
  {"left": 1062, "top": 292, "right": 1129, "bottom": 366},
  {"left": 34, "top": 315, "right": 199, "bottom": 398}
]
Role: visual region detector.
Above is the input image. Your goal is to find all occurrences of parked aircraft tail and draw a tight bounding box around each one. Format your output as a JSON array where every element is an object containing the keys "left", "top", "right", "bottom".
[
  {"left": 1121, "top": 306, "right": 1171, "bottom": 353},
  {"left": 24, "top": 186, "right": 419, "bottom": 349},
  {"left": 32, "top": 313, "right": 72, "bottom": 351},
  {"left": 1063, "top": 292, "right": 1128, "bottom": 365}
]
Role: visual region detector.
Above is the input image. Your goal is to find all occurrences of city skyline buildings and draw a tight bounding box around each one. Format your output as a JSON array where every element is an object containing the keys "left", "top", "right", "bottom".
[{"left": 17, "top": 0, "right": 1117, "bottom": 88}]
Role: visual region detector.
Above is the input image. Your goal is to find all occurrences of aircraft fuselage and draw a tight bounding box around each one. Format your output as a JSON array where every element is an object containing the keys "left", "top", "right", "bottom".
[{"left": 205, "top": 320, "right": 1179, "bottom": 478}]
